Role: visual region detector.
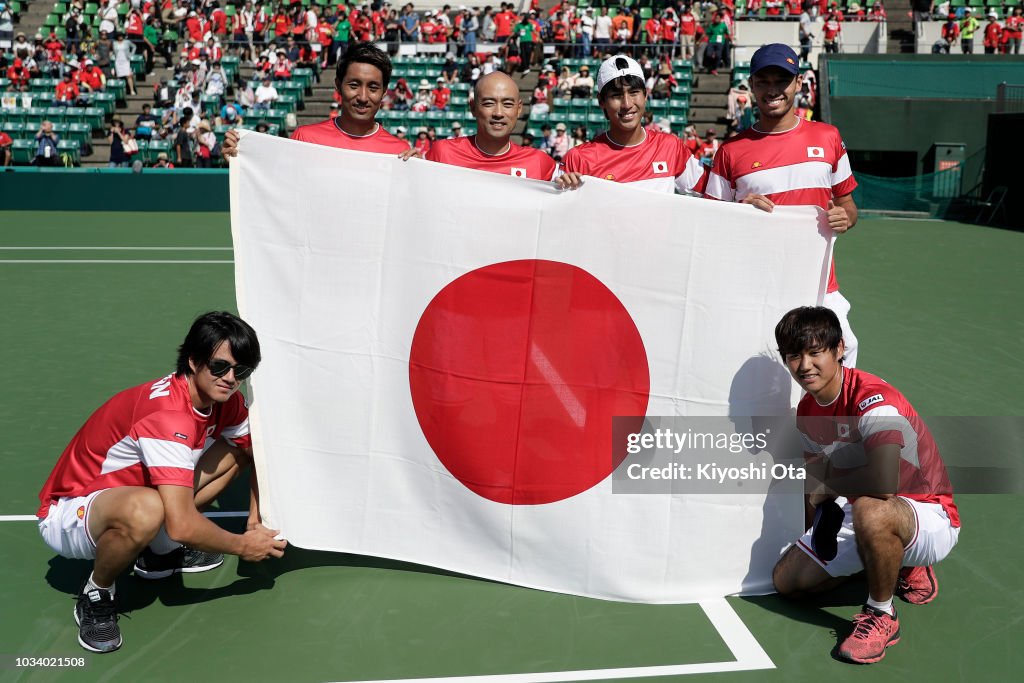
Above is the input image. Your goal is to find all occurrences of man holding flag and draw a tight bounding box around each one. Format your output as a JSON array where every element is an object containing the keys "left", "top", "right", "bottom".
[
  {"left": 400, "top": 71, "right": 558, "bottom": 180},
  {"left": 703, "top": 43, "right": 861, "bottom": 366},
  {"left": 221, "top": 43, "right": 408, "bottom": 156},
  {"left": 555, "top": 54, "right": 705, "bottom": 194}
]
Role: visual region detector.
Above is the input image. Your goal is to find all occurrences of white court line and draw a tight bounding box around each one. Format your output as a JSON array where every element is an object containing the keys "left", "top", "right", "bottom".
[
  {"left": 0, "top": 511, "right": 248, "bottom": 522},
  {"left": 332, "top": 598, "right": 773, "bottom": 683},
  {"left": 0, "top": 260, "right": 235, "bottom": 264},
  {"left": 0, "top": 518, "right": 773, "bottom": 680},
  {"left": 0, "top": 247, "right": 233, "bottom": 251}
]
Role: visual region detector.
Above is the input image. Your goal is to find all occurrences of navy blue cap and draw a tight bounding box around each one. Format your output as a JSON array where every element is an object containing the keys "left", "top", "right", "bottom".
[{"left": 750, "top": 43, "right": 800, "bottom": 76}]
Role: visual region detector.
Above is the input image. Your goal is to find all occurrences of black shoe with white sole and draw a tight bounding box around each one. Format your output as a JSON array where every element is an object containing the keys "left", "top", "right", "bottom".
[{"left": 75, "top": 588, "right": 122, "bottom": 653}]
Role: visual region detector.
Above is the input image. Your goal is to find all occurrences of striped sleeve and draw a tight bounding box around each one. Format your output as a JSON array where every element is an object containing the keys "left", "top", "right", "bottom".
[
  {"left": 219, "top": 392, "right": 252, "bottom": 449},
  {"left": 674, "top": 139, "right": 708, "bottom": 193},
  {"left": 702, "top": 146, "right": 735, "bottom": 201},
  {"left": 134, "top": 413, "right": 197, "bottom": 486},
  {"left": 831, "top": 132, "right": 857, "bottom": 197}
]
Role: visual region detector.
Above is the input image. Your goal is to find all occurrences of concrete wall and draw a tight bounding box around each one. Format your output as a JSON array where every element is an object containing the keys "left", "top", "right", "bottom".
[{"left": 733, "top": 20, "right": 885, "bottom": 65}]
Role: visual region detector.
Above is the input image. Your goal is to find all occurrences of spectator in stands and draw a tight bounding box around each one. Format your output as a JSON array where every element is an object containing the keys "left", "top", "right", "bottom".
[
  {"left": 846, "top": 2, "right": 865, "bottom": 21},
  {"left": 413, "top": 78, "right": 432, "bottom": 111},
  {"left": 95, "top": 29, "right": 113, "bottom": 77},
  {"left": 461, "top": 53, "right": 481, "bottom": 83},
  {"left": 700, "top": 126, "right": 719, "bottom": 165},
  {"left": 79, "top": 58, "right": 105, "bottom": 93},
  {"left": 644, "top": 11, "right": 661, "bottom": 53},
  {"left": 216, "top": 102, "right": 243, "bottom": 127},
  {"left": 937, "top": 13, "right": 959, "bottom": 53},
  {"left": 493, "top": 3, "right": 515, "bottom": 45},
  {"left": 593, "top": 7, "right": 613, "bottom": 52},
  {"left": 254, "top": 76, "right": 279, "bottom": 111},
  {"left": 399, "top": 3, "right": 419, "bottom": 42},
  {"left": 64, "top": 7, "right": 84, "bottom": 56},
  {"left": 195, "top": 119, "right": 218, "bottom": 168},
  {"left": 570, "top": 124, "right": 587, "bottom": 149},
  {"left": 799, "top": 7, "right": 814, "bottom": 62},
  {"left": 822, "top": 6, "right": 842, "bottom": 54},
  {"left": 108, "top": 119, "right": 131, "bottom": 168},
  {"left": 960, "top": 8, "right": 979, "bottom": 53},
  {"left": 449, "top": 120, "right": 463, "bottom": 138},
  {"left": 868, "top": 2, "right": 887, "bottom": 21},
  {"left": 682, "top": 124, "right": 700, "bottom": 156},
  {"left": 431, "top": 77, "right": 451, "bottom": 111},
  {"left": 34, "top": 120, "right": 61, "bottom": 167},
  {"left": 983, "top": 10, "right": 1002, "bottom": 54},
  {"left": 175, "top": 106, "right": 195, "bottom": 167},
  {"left": 463, "top": 7, "right": 479, "bottom": 56},
  {"left": 550, "top": 121, "right": 570, "bottom": 161},
  {"left": 0, "top": 128, "right": 11, "bottom": 166},
  {"left": 6, "top": 58, "right": 29, "bottom": 90},
  {"left": 135, "top": 104, "right": 159, "bottom": 141},
  {"left": 727, "top": 81, "right": 754, "bottom": 133},
  {"left": 766, "top": 0, "right": 785, "bottom": 19},
  {"left": 112, "top": 32, "right": 137, "bottom": 95},
  {"left": 386, "top": 76, "right": 413, "bottom": 110},
  {"left": 273, "top": 49, "right": 293, "bottom": 79},
  {"left": 55, "top": 70, "right": 83, "bottom": 106},
  {"left": 152, "top": 151, "right": 174, "bottom": 168},
  {"left": 414, "top": 128, "right": 431, "bottom": 154},
  {"left": 704, "top": 11, "right": 730, "bottom": 74},
  {"left": 572, "top": 64, "right": 594, "bottom": 98},
  {"left": 99, "top": 0, "right": 120, "bottom": 36},
  {"left": 1006, "top": 7, "right": 1023, "bottom": 55},
  {"left": 334, "top": 9, "right": 352, "bottom": 63},
  {"left": 578, "top": 8, "right": 595, "bottom": 58},
  {"left": 648, "top": 60, "right": 677, "bottom": 99},
  {"left": 531, "top": 75, "right": 550, "bottom": 114},
  {"left": 0, "top": 6, "right": 15, "bottom": 54},
  {"left": 13, "top": 32, "right": 31, "bottom": 60},
  {"left": 442, "top": 52, "right": 459, "bottom": 84}
]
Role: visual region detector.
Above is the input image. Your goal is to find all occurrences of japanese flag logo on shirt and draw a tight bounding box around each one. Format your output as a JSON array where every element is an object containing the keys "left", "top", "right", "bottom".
[
  {"left": 652, "top": 161, "right": 668, "bottom": 174},
  {"left": 511, "top": 167, "right": 527, "bottom": 178},
  {"left": 807, "top": 146, "right": 825, "bottom": 159}
]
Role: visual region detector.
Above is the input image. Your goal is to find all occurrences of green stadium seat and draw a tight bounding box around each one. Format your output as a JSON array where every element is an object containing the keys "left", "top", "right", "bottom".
[
  {"left": 57, "top": 139, "right": 80, "bottom": 165},
  {"left": 92, "top": 92, "right": 116, "bottom": 116},
  {"left": 24, "top": 107, "right": 48, "bottom": 127},
  {"left": 144, "top": 139, "right": 170, "bottom": 163},
  {"left": 291, "top": 68, "right": 314, "bottom": 92},
  {"left": 66, "top": 122, "right": 91, "bottom": 146},
  {"left": 131, "top": 55, "right": 145, "bottom": 77},
  {"left": 668, "top": 113, "right": 689, "bottom": 128},
  {"left": 81, "top": 107, "right": 105, "bottom": 131},
  {"left": 44, "top": 106, "right": 68, "bottom": 123},
  {"left": 276, "top": 94, "right": 298, "bottom": 113},
  {"left": 85, "top": 2, "right": 99, "bottom": 14},
  {"left": 586, "top": 112, "right": 605, "bottom": 125},
  {"left": 54, "top": 27, "right": 67, "bottom": 41},
  {"left": 570, "top": 97, "right": 591, "bottom": 111},
  {"left": 55, "top": 2, "right": 69, "bottom": 13},
  {"left": 1, "top": 121, "right": 25, "bottom": 138},
  {"left": 11, "top": 139, "right": 35, "bottom": 164},
  {"left": 105, "top": 79, "right": 127, "bottom": 102},
  {"left": 44, "top": 14, "right": 59, "bottom": 28}
]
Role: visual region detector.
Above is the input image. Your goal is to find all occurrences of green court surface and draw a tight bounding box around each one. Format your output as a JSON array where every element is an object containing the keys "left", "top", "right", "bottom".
[{"left": 0, "top": 213, "right": 1021, "bottom": 682}]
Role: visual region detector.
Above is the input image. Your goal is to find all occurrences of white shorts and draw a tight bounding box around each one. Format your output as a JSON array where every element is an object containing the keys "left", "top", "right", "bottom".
[
  {"left": 38, "top": 489, "right": 109, "bottom": 560},
  {"left": 796, "top": 496, "right": 960, "bottom": 577},
  {"left": 823, "top": 290, "right": 858, "bottom": 368}
]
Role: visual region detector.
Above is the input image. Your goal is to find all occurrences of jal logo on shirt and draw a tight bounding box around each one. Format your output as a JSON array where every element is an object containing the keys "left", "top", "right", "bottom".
[
  {"left": 858, "top": 394, "right": 885, "bottom": 411},
  {"left": 510, "top": 167, "right": 527, "bottom": 178},
  {"left": 807, "top": 146, "right": 825, "bottom": 159},
  {"left": 652, "top": 161, "right": 668, "bottom": 174}
]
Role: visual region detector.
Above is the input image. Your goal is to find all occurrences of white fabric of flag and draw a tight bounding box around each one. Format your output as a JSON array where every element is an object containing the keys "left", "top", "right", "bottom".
[{"left": 230, "top": 131, "right": 834, "bottom": 603}]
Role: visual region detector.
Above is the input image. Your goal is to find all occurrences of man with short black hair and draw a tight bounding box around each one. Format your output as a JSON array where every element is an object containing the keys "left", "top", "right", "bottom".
[
  {"left": 704, "top": 43, "right": 861, "bottom": 366},
  {"left": 771, "top": 306, "right": 959, "bottom": 664},
  {"left": 556, "top": 54, "right": 704, "bottom": 193},
  {"left": 37, "top": 312, "right": 287, "bottom": 653},
  {"left": 223, "top": 42, "right": 408, "bottom": 155}
]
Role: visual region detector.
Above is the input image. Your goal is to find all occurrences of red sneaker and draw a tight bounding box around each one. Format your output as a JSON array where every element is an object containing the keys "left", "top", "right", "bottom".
[
  {"left": 837, "top": 606, "right": 901, "bottom": 664},
  {"left": 895, "top": 565, "right": 938, "bottom": 605}
]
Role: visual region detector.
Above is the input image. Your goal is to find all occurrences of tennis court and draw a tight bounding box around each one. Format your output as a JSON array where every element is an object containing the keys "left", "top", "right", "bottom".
[{"left": 0, "top": 212, "right": 1021, "bottom": 682}]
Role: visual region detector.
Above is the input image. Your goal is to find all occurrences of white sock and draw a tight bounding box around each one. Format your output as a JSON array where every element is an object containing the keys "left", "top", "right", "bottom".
[
  {"left": 85, "top": 572, "right": 115, "bottom": 597},
  {"left": 866, "top": 596, "right": 894, "bottom": 615},
  {"left": 148, "top": 526, "right": 183, "bottom": 555}
]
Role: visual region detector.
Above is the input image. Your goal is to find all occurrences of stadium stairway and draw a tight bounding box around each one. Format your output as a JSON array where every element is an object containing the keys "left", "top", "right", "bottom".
[
  {"left": 688, "top": 70, "right": 731, "bottom": 138},
  {"left": 887, "top": 0, "right": 916, "bottom": 53}
]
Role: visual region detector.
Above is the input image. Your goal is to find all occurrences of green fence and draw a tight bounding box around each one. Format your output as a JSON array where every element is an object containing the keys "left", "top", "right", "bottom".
[
  {"left": 825, "top": 55, "right": 1024, "bottom": 100},
  {"left": 0, "top": 168, "right": 229, "bottom": 212}
]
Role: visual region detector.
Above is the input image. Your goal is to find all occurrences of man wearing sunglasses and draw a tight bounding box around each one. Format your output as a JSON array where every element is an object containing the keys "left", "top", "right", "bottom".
[{"left": 37, "top": 311, "right": 287, "bottom": 654}]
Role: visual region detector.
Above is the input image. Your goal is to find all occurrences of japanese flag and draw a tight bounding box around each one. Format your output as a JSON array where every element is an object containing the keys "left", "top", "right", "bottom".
[
  {"left": 807, "top": 146, "right": 825, "bottom": 159},
  {"left": 231, "top": 132, "right": 832, "bottom": 603}
]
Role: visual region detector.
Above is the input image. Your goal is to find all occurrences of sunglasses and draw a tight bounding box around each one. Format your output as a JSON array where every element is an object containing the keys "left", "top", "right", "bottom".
[{"left": 207, "top": 358, "right": 255, "bottom": 380}]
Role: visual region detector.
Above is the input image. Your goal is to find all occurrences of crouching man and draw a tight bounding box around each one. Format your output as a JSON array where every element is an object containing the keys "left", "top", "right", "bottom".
[{"left": 37, "top": 311, "right": 287, "bottom": 653}]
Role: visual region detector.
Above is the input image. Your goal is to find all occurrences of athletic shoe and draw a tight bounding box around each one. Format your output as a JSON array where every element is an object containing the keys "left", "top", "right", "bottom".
[
  {"left": 895, "top": 565, "right": 938, "bottom": 605},
  {"left": 134, "top": 546, "right": 224, "bottom": 580},
  {"left": 810, "top": 500, "right": 845, "bottom": 562},
  {"left": 837, "top": 605, "right": 901, "bottom": 664},
  {"left": 75, "top": 588, "right": 122, "bottom": 653}
]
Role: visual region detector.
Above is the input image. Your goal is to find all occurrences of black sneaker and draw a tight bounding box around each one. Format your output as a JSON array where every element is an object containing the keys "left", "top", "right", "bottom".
[
  {"left": 134, "top": 546, "right": 224, "bottom": 580},
  {"left": 75, "top": 588, "right": 122, "bottom": 653}
]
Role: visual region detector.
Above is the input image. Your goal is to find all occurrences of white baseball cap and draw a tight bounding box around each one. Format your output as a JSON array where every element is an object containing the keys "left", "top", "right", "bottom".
[{"left": 595, "top": 55, "right": 645, "bottom": 95}]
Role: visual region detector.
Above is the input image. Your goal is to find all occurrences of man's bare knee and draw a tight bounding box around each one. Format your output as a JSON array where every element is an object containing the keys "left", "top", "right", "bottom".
[
  {"left": 773, "top": 545, "right": 833, "bottom": 598},
  {"left": 120, "top": 489, "right": 164, "bottom": 542}
]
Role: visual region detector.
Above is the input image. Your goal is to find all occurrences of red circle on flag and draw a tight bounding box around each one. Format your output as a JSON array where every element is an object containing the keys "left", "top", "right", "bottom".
[{"left": 409, "top": 260, "right": 650, "bottom": 505}]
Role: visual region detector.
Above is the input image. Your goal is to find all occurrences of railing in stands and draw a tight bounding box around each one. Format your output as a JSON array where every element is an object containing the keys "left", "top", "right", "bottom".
[{"left": 996, "top": 83, "right": 1024, "bottom": 114}]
